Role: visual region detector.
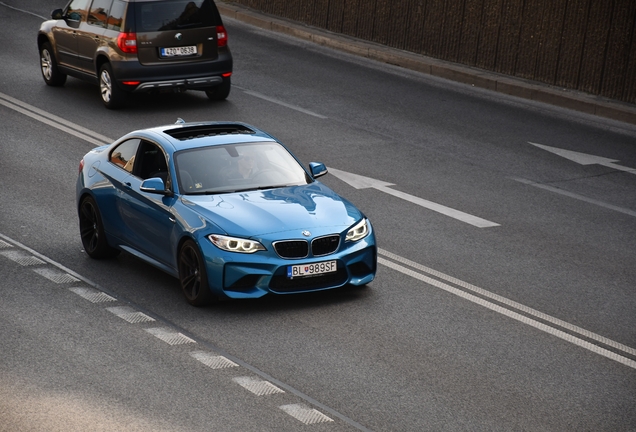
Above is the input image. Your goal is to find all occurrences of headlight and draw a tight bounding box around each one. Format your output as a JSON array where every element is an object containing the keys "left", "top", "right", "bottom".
[
  {"left": 208, "top": 234, "right": 265, "bottom": 253},
  {"left": 346, "top": 218, "right": 370, "bottom": 242}
]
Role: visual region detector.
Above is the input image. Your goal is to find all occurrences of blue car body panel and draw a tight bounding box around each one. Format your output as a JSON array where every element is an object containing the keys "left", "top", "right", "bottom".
[{"left": 77, "top": 121, "right": 377, "bottom": 299}]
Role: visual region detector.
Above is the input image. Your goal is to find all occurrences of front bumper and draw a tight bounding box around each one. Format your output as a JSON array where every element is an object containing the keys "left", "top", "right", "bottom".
[{"left": 200, "top": 232, "right": 377, "bottom": 299}]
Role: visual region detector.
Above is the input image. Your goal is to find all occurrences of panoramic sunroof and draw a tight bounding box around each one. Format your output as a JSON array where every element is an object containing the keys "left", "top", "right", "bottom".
[{"left": 164, "top": 124, "right": 256, "bottom": 140}]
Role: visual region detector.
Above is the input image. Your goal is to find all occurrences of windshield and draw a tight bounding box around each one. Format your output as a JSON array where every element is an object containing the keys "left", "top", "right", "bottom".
[{"left": 174, "top": 142, "right": 312, "bottom": 195}]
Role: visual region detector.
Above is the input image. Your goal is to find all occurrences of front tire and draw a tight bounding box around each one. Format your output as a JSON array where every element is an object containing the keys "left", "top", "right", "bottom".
[
  {"left": 39, "top": 41, "right": 67, "bottom": 86},
  {"left": 99, "top": 63, "right": 127, "bottom": 109},
  {"left": 205, "top": 77, "right": 231, "bottom": 101},
  {"left": 79, "top": 196, "right": 120, "bottom": 259},
  {"left": 178, "top": 240, "right": 213, "bottom": 306}
]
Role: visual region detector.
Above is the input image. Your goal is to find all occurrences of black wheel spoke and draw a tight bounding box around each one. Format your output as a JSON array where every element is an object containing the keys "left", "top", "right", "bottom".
[
  {"left": 78, "top": 197, "right": 119, "bottom": 259},
  {"left": 178, "top": 241, "right": 210, "bottom": 306},
  {"left": 80, "top": 203, "right": 95, "bottom": 223}
]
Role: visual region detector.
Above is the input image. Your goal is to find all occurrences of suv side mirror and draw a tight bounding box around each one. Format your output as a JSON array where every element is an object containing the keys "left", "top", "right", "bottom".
[
  {"left": 51, "top": 8, "right": 63, "bottom": 20},
  {"left": 309, "top": 162, "right": 328, "bottom": 179}
]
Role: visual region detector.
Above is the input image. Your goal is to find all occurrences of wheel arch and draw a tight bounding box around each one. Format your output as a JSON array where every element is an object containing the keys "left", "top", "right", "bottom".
[
  {"left": 95, "top": 54, "right": 109, "bottom": 77},
  {"left": 37, "top": 33, "right": 53, "bottom": 50},
  {"left": 77, "top": 191, "right": 96, "bottom": 214},
  {"left": 176, "top": 234, "right": 199, "bottom": 263}
]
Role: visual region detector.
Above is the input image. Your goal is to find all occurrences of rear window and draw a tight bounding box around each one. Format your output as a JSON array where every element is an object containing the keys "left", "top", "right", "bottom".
[{"left": 134, "top": 0, "right": 220, "bottom": 31}]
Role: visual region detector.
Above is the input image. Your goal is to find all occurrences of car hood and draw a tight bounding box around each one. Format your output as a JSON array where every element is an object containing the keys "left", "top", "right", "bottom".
[{"left": 181, "top": 182, "right": 363, "bottom": 238}]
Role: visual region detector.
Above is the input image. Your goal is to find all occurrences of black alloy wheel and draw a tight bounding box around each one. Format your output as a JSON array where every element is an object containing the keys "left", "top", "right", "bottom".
[
  {"left": 178, "top": 240, "right": 212, "bottom": 306},
  {"left": 79, "top": 196, "right": 119, "bottom": 259}
]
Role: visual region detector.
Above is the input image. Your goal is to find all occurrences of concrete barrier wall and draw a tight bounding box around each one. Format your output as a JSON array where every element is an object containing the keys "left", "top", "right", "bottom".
[{"left": 226, "top": 0, "right": 636, "bottom": 105}]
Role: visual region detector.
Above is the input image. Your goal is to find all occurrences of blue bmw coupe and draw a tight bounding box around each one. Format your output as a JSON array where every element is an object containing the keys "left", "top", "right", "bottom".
[{"left": 77, "top": 120, "right": 377, "bottom": 305}]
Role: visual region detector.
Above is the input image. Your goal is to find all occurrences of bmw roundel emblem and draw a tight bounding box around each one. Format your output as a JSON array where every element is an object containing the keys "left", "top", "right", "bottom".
[
  {"left": 175, "top": 33, "right": 182, "bottom": 40},
  {"left": 302, "top": 230, "right": 311, "bottom": 237}
]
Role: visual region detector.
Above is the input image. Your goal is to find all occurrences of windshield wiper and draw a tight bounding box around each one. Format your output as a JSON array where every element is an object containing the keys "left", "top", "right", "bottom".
[{"left": 185, "top": 184, "right": 297, "bottom": 195}]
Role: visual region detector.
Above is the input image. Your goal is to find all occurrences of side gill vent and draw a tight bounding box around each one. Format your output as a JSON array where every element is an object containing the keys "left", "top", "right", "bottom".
[{"left": 164, "top": 124, "right": 256, "bottom": 141}]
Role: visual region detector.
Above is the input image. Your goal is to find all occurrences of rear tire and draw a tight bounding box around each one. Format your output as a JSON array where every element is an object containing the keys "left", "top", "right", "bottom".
[
  {"left": 39, "top": 41, "right": 67, "bottom": 86},
  {"left": 79, "top": 196, "right": 120, "bottom": 259},
  {"left": 99, "top": 63, "right": 127, "bottom": 109},
  {"left": 205, "top": 77, "right": 231, "bottom": 101},
  {"left": 178, "top": 240, "right": 213, "bottom": 306}
]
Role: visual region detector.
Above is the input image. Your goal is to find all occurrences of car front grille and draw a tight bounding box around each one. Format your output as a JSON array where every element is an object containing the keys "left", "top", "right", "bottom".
[
  {"left": 273, "top": 235, "right": 340, "bottom": 259},
  {"left": 311, "top": 235, "right": 340, "bottom": 256},
  {"left": 274, "top": 240, "right": 309, "bottom": 258}
]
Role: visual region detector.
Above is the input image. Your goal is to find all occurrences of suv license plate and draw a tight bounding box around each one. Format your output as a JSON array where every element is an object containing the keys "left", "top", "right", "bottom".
[
  {"left": 161, "top": 46, "right": 197, "bottom": 57},
  {"left": 287, "top": 260, "right": 337, "bottom": 279}
]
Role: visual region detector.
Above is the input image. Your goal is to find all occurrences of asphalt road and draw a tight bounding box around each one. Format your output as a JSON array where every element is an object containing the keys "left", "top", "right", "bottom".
[{"left": 1, "top": 1, "right": 635, "bottom": 431}]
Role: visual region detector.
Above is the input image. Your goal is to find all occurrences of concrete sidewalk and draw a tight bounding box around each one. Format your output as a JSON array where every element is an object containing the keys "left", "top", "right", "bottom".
[{"left": 217, "top": 1, "right": 636, "bottom": 126}]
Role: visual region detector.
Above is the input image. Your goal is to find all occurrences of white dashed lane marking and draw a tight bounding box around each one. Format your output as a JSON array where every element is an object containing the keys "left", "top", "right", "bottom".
[
  {"left": 69, "top": 287, "right": 117, "bottom": 303},
  {"left": 280, "top": 403, "right": 334, "bottom": 424},
  {"left": 190, "top": 351, "right": 238, "bottom": 369},
  {"left": 233, "top": 376, "right": 285, "bottom": 396},
  {"left": 0, "top": 233, "right": 368, "bottom": 430},
  {"left": 0, "top": 250, "right": 45, "bottom": 266},
  {"left": 145, "top": 327, "right": 196, "bottom": 345},
  {"left": 106, "top": 306, "right": 155, "bottom": 323},
  {"left": 33, "top": 267, "right": 80, "bottom": 284}
]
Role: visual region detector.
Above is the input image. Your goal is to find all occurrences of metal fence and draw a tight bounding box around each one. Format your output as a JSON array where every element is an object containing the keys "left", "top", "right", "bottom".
[{"left": 229, "top": 0, "right": 636, "bottom": 104}]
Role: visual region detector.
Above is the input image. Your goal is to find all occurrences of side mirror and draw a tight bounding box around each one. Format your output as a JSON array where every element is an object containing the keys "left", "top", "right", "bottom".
[
  {"left": 309, "top": 162, "right": 328, "bottom": 179},
  {"left": 51, "top": 8, "right": 64, "bottom": 20},
  {"left": 140, "top": 177, "right": 172, "bottom": 196}
]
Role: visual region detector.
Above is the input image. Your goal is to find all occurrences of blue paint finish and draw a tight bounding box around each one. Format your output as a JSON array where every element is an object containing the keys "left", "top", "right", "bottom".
[{"left": 77, "top": 121, "right": 376, "bottom": 300}]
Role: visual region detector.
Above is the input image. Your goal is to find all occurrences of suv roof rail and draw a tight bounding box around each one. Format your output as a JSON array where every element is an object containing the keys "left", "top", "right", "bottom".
[{"left": 164, "top": 124, "right": 256, "bottom": 140}]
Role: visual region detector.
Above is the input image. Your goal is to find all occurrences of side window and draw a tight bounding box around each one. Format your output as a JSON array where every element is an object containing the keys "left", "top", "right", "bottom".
[
  {"left": 66, "top": 0, "right": 90, "bottom": 22},
  {"left": 106, "top": 0, "right": 125, "bottom": 31},
  {"left": 136, "top": 141, "right": 170, "bottom": 187},
  {"left": 87, "top": 0, "right": 113, "bottom": 27},
  {"left": 110, "top": 139, "right": 140, "bottom": 173}
]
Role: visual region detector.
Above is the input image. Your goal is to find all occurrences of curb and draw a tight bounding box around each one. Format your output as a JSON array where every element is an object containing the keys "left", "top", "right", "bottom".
[{"left": 217, "top": 1, "right": 636, "bottom": 126}]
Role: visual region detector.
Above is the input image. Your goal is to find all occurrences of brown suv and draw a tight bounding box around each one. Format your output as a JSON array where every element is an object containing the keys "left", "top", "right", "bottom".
[{"left": 37, "top": 0, "right": 233, "bottom": 109}]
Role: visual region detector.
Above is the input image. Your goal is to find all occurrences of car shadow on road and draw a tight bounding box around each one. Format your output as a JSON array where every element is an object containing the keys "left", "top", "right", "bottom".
[{"left": 207, "top": 284, "right": 374, "bottom": 316}]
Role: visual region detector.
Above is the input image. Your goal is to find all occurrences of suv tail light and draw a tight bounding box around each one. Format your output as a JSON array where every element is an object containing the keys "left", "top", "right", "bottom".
[
  {"left": 79, "top": 158, "right": 84, "bottom": 173},
  {"left": 117, "top": 32, "right": 137, "bottom": 53},
  {"left": 216, "top": 26, "right": 228, "bottom": 47}
]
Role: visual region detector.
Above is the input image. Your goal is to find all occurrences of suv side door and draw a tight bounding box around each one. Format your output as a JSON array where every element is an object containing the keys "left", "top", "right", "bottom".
[
  {"left": 76, "top": 0, "right": 113, "bottom": 74},
  {"left": 52, "top": 0, "right": 90, "bottom": 69}
]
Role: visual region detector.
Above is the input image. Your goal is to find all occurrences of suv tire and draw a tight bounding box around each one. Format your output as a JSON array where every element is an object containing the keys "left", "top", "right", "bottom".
[
  {"left": 205, "top": 77, "right": 231, "bottom": 101},
  {"left": 39, "top": 41, "right": 67, "bottom": 87},
  {"left": 99, "top": 63, "right": 127, "bottom": 109}
]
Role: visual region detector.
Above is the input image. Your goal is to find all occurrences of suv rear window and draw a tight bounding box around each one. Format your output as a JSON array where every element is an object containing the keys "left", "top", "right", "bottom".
[{"left": 134, "top": 0, "right": 220, "bottom": 32}]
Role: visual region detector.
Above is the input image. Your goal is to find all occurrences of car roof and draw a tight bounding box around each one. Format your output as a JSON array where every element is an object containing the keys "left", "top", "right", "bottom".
[{"left": 128, "top": 121, "right": 278, "bottom": 152}]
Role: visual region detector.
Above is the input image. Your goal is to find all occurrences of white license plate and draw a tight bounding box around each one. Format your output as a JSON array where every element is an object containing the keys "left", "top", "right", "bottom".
[
  {"left": 160, "top": 45, "right": 197, "bottom": 57},
  {"left": 287, "top": 260, "right": 337, "bottom": 278}
]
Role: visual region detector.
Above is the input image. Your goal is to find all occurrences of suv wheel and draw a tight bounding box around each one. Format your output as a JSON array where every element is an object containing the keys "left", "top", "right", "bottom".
[
  {"left": 99, "top": 63, "right": 127, "bottom": 109},
  {"left": 39, "top": 42, "right": 67, "bottom": 86},
  {"left": 205, "top": 77, "right": 231, "bottom": 101}
]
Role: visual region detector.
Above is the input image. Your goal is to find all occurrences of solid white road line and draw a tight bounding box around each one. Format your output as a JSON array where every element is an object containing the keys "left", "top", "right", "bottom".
[
  {"left": 0, "top": 92, "right": 113, "bottom": 145},
  {"left": 378, "top": 251, "right": 636, "bottom": 370}
]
